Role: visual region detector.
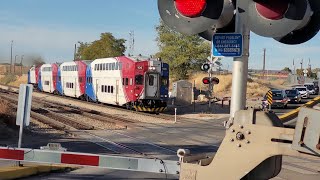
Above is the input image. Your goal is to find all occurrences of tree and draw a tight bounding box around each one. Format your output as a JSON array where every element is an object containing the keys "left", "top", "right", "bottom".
[
  {"left": 76, "top": 33, "right": 126, "bottom": 60},
  {"left": 155, "top": 20, "right": 211, "bottom": 79},
  {"left": 282, "top": 67, "right": 292, "bottom": 73}
]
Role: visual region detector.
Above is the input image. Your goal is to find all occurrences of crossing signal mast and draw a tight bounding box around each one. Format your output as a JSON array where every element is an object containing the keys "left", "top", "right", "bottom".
[{"left": 158, "top": 0, "right": 320, "bottom": 179}]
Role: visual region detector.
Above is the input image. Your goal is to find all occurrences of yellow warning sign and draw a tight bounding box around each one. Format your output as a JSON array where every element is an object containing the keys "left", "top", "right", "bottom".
[{"left": 267, "top": 90, "right": 273, "bottom": 105}]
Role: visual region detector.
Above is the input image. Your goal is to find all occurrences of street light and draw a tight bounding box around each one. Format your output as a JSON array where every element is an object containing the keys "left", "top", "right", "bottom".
[
  {"left": 14, "top": 55, "right": 19, "bottom": 74},
  {"left": 20, "top": 55, "right": 24, "bottom": 76}
]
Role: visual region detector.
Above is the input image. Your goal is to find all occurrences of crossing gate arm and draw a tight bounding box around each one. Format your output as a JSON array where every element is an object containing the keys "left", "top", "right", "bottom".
[{"left": 0, "top": 147, "right": 180, "bottom": 175}]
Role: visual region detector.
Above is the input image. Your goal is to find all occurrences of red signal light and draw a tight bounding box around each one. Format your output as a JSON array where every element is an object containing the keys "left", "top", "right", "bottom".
[
  {"left": 175, "top": 0, "right": 207, "bottom": 18},
  {"left": 202, "top": 77, "right": 210, "bottom": 84},
  {"left": 256, "top": 0, "right": 289, "bottom": 20}
]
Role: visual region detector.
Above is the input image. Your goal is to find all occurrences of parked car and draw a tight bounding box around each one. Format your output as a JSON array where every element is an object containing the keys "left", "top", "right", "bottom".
[
  {"left": 293, "top": 86, "right": 310, "bottom": 99},
  {"left": 285, "top": 89, "right": 302, "bottom": 103},
  {"left": 304, "top": 83, "right": 316, "bottom": 95},
  {"left": 262, "top": 90, "right": 288, "bottom": 109}
]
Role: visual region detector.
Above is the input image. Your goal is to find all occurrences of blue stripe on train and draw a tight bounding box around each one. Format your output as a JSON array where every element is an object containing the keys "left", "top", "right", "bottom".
[
  {"left": 85, "top": 65, "right": 96, "bottom": 101},
  {"left": 37, "top": 71, "right": 43, "bottom": 91},
  {"left": 56, "top": 68, "right": 63, "bottom": 95}
]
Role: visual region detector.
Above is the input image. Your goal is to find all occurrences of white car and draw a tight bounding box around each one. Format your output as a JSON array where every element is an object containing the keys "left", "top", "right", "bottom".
[{"left": 293, "top": 86, "right": 310, "bottom": 99}]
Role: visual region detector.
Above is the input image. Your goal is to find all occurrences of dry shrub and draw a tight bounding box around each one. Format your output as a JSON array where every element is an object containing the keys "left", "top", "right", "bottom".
[
  {"left": 8, "top": 74, "right": 28, "bottom": 87},
  {"left": 0, "top": 100, "right": 11, "bottom": 115},
  {"left": 247, "top": 82, "right": 270, "bottom": 97},
  {"left": 189, "top": 73, "right": 271, "bottom": 98}
]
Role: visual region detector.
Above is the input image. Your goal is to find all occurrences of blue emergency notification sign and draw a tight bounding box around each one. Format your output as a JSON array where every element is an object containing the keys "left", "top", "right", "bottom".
[{"left": 212, "top": 33, "right": 243, "bottom": 57}]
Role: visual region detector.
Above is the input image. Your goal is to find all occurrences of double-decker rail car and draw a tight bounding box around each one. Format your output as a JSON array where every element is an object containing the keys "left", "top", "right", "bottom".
[
  {"left": 38, "top": 64, "right": 58, "bottom": 93},
  {"left": 86, "top": 56, "right": 167, "bottom": 112},
  {"left": 57, "top": 60, "right": 92, "bottom": 99},
  {"left": 28, "top": 65, "right": 41, "bottom": 88}
]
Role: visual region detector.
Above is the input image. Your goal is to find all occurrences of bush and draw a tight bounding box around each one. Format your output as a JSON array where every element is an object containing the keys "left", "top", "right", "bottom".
[{"left": 0, "top": 73, "right": 17, "bottom": 85}]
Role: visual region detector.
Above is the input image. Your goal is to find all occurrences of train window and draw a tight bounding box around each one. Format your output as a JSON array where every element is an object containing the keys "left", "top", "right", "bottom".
[
  {"left": 101, "top": 85, "right": 104, "bottom": 92},
  {"left": 112, "top": 63, "right": 115, "bottom": 70},
  {"left": 102, "top": 64, "right": 105, "bottom": 70},
  {"left": 45, "top": 81, "right": 49, "bottom": 85},
  {"left": 106, "top": 63, "right": 109, "bottom": 70},
  {"left": 115, "top": 62, "right": 119, "bottom": 70},
  {"left": 119, "top": 62, "right": 122, "bottom": 70},
  {"left": 108, "top": 63, "right": 112, "bottom": 70},
  {"left": 161, "top": 78, "right": 168, "bottom": 86},
  {"left": 125, "top": 78, "right": 129, "bottom": 86},
  {"left": 122, "top": 78, "right": 124, "bottom": 85},
  {"left": 135, "top": 75, "right": 143, "bottom": 85},
  {"left": 79, "top": 77, "right": 83, "bottom": 83},
  {"left": 94, "top": 64, "right": 97, "bottom": 71},
  {"left": 129, "top": 78, "right": 133, "bottom": 85},
  {"left": 100, "top": 64, "right": 103, "bottom": 71},
  {"left": 58, "top": 76, "right": 61, "bottom": 81},
  {"left": 108, "top": 86, "right": 110, "bottom": 93},
  {"left": 149, "top": 75, "right": 154, "bottom": 86},
  {"left": 111, "top": 86, "right": 114, "bottom": 94}
]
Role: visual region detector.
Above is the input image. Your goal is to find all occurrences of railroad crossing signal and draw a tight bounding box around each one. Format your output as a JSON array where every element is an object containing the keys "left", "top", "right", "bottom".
[
  {"left": 202, "top": 77, "right": 220, "bottom": 85},
  {"left": 201, "top": 63, "right": 210, "bottom": 71},
  {"left": 158, "top": 0, "right": 320, "bottom": 44},
  {"left": 266, "top": 90, "right": 273, "bottom": 107}
]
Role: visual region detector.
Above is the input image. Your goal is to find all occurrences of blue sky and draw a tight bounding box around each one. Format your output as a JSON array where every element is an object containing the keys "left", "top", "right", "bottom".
[{"left": 0, "top": 0, "right": 319, "bottom": 70}]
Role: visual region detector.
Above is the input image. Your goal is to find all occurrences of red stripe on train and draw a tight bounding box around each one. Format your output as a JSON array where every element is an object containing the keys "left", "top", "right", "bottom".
[{"left": 61, "top": 154, "right": 99, "bottom": 166}]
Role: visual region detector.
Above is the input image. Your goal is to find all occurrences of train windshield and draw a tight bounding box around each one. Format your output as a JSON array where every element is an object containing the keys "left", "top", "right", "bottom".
[{"left": 135, "top": 75, "right": 143, "bottom": 85}]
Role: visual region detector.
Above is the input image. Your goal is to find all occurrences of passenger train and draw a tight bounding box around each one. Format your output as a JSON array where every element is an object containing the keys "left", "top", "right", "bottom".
[{"left": 28, "top": 56, "right": 169, "bottom": 113}]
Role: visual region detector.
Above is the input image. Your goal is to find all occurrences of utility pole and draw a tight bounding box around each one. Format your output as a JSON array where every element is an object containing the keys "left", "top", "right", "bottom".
[
  {"left": 20, "top": 55, "right": 24, "bottom": 76},
  {"left": 10, "top": 40, "right": 13, "bottom": 73},
  {"left": 74, "top": 44, "right": 77, "bottom": 61},
  {"left": 300, "top": 59, "right": 303, "bottom": 70},
  {"left": 293, "top": 59, "right": 295, "bottom": 75},
  {"left": 129, "top": 30, "right": 135, "bottom": 56},
  {"left": 262, "top": 48, "right": 266, "bottom": 79},
  {"left": 14, "top": 55, "right": 18, "bottom": 74}
]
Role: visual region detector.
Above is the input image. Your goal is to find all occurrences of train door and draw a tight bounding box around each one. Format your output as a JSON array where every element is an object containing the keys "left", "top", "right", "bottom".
[
  {"left": 145, "top": 73, "right": 160, "bottom": 98},
  {"left": 95, "top": 79, "right": 99, "bottom": 101},
  {"left": 74, "top": 78, "right": 77, "bottom": 97},
  {"left": 116, "top": 80, "right": 119, "bottom": 104}
]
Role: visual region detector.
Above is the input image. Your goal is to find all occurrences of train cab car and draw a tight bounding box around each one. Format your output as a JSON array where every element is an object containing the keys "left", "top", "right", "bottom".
[
  {"left": 57, "top": 61, "right": 91, "bottom": 99},
  {"left": 38, "top": 64, "right": 58, "bottom": 93},
  {"left": 86, "top": 56, "right": 168, "bottom": 113},
  {"left": 28, "top": 65, "right": 41, "bottom": 88}
]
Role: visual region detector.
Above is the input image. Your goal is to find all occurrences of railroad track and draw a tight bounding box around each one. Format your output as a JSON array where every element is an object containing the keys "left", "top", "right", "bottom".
[
  {"left": 0, "top": 84, "right": 176, "bottom": 123},
  {"left": 0, "top": 88, "right": 178, "bottom": 157}
]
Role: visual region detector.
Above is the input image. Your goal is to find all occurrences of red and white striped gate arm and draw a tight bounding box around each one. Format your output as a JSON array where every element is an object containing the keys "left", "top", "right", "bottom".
[{"left": 0, "top": 147, "right": 180, "bottom": 175}]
